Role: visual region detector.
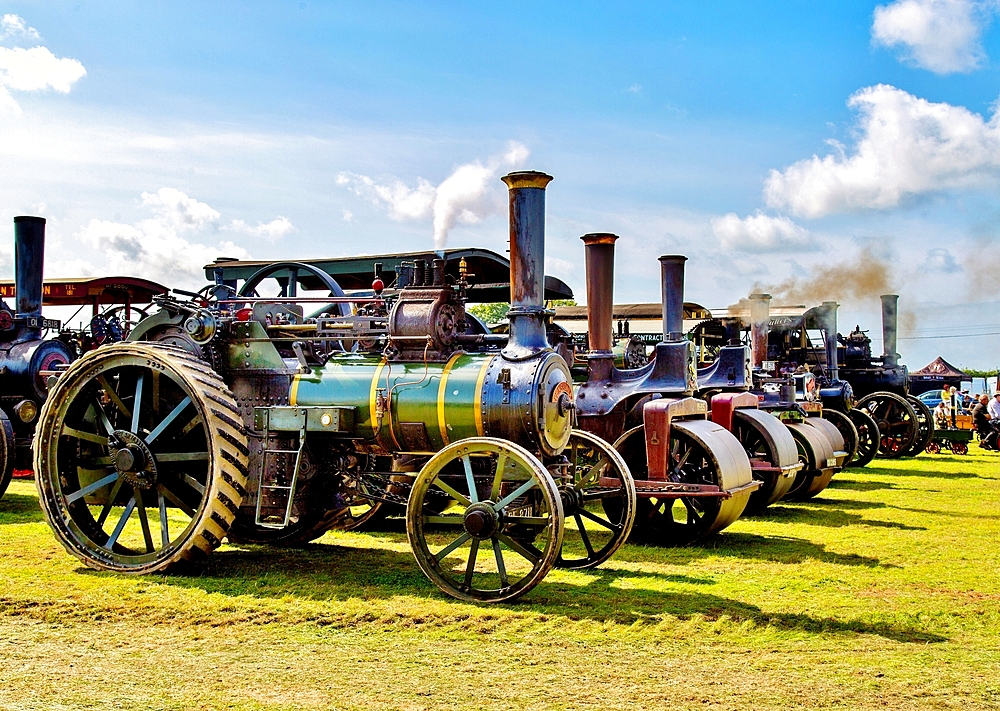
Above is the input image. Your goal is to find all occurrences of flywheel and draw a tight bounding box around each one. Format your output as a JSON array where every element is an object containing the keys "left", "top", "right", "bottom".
[{"left": 34, "top": 342, "right": 249, "bottom": 573}]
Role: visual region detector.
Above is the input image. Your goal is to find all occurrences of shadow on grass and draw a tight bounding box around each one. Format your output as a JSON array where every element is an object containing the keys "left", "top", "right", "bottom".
[
  {"left": 0, "top": 493, "right": 44, "bottom": 524},
  {"left": 874, "top": 468, "right": 983, "bottom": 480},
  {"left": 827, "top": 478, "right": 921, "bottom": 493},
  {"left": 114, "top": 539, "right": 941, "bottom": 644},
  {"left": 753, "top": 503, "right": 925, "bottom": 531}
]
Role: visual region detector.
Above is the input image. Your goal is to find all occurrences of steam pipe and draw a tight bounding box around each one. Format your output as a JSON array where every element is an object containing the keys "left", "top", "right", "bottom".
[
  {"left": 500, "top": 171, "right": 553, "bottom": 359},
  {"left": 881, "top": 294, "right": 899, "bottom": 365},
  {"left": 581, "top": 233, "right": 618, "bottom": 354},
  {"left": 14, "top": 216, "right": 45, "bottom": 331},
  {"left": 822, "top": 300, "right": 839, "bottom": 380},
  {"left": 748, "top": 293, "right": 771, "bottom": 368},
  {"left": 659, "top": 255, "right": 686, "bottom": 342}
]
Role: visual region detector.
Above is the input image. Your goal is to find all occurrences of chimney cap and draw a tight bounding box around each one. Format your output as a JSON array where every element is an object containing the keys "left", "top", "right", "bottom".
[
  {"left": 658, "top": 254, "right": 687, "bottom": 264},
  {"left": 501, "top": 171, "right": 553, "bottom": 190},
  {"left": 13, "top": 216, "right": 46, "bottom": 224},
  {"left": 580, "top": 233, "right": 618, "bottom": 245},
  {"left": 749, "top": 292, "right": 772, "bottom": 301}
]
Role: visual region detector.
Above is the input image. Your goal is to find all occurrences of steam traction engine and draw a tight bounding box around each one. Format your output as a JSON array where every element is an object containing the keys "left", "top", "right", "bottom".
[
  {"left": 574, "top": 235, "right": 760, "bottom": 545},
  {"left": 34, "top": 171, "right": 638, "bottom": 603},
  {"left": 745, "top": 295, "right": 928, "bottom": 459},
  {"left": 0, "top": 217, "right": 75, "bottom": 498}
]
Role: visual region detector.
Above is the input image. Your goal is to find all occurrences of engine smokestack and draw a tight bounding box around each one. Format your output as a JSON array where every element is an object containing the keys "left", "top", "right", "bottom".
[
  {"left": 581, "top": 233, "right": 617, "bottom": 354},
  {"left": 501, "top": 171, "right": 553, "bottom": 359},
  {"left": 14, "top": 216, "right": 45, "bottom": 331},
  {"left": 749, "top": 293, "right": 771, "bottom": 368},
  {"left": 881, "top": 294, "right": 898, "bottom": 365},
  {"left": 659, "top": 255, "right": 686, "bottom": 342},
  {"left": 822, "top": 300, "right": 839, "bottom": 380}
]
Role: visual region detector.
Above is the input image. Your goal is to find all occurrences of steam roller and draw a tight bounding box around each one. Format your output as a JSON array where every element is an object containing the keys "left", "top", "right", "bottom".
[
  {"left": 573, "top": 235, "right": 760, "bottom": 545},
  {"left": 693, "top": 293, "right": 849, "bottom": 507},
  {"left": 33, "top": 170, "right": 637, "bottom": 603}
]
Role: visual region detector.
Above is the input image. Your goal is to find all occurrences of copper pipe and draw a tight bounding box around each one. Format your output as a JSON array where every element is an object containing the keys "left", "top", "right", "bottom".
[{"left": 581, "top": 233, "right": 618, "bottom": 354}]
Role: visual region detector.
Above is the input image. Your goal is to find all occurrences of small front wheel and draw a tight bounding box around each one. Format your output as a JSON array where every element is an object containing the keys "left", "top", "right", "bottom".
[
  {"left": 551, "top": 429, "right": 635, "bottom": 570},
  {"left": 406, "top": 438, "right": 564, "bottom": 603}
]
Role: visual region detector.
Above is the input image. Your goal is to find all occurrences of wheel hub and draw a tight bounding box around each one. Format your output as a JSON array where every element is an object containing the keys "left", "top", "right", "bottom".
[
  {"left": 558, "top": 484, "right": 583, "bottom": 514},
  {"left": 463, "top": 502, "right": 500, "bottom": 540},
  {"left": 111, "top": 430, "right": 158, "bottom": 490}
]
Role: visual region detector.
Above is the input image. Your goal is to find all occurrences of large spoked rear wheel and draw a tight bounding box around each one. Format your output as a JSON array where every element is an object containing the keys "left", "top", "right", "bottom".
[
  {"left": 847, "top": 409, "right": 879, "bottom": 468},
  {"left": 552, "top": 429, "right": 635, "bottom": 570},
  {"left": 406, "top": 438, "right": 564, "bottom": 603},
  {"left": 856, "top": 392, "right": 917, "bottom": 459},
  {"left": 904, "top": 396, "right": 935, "bottom": 457},
  {"left": 614, "top": 421, "right": 753, "bottom": 546},
  {"left": 34, "top": 343, "right": 248, "bottom": 573},
  {"left": 0, "top": 409, "right": 13, "bottom": 499}
]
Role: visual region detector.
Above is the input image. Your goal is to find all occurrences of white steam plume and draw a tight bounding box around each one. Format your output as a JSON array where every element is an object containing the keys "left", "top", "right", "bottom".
[{"left": 337, "top": 142, "right": 530, "bottom": 249}]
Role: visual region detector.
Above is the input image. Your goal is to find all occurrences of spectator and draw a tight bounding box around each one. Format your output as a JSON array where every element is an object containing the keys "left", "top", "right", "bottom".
[
  {"left": 990, "top": 392, "right": 1000, "bottom": 421},
  {"left": 962, "top": 390, "right": 972, "bottom": 410},
  {"left": 933, "top": 401, "right": 949, "bottom": 429},
  {"left": 949, "top": 386, "right": 963, "bottom": 415},
  {"left": 973, "top": 395, "right": 998, "bottom": 450}
]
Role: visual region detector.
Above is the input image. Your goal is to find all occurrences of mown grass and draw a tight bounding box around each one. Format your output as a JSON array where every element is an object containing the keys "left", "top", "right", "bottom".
[{"left": 1, "top": 449, "right": 999, "bottom": 710}]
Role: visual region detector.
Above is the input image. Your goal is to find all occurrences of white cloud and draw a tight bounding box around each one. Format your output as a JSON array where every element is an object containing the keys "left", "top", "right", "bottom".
[
  {"left": 0, "top": 14, "right": 39, "bottom": 40},
  {"left": 57, "top": 188, "right": 259, "bottom": 289},
  {"left": 627, "top": 83, "right": 642, "bottom": 93},
  {"left": 225, "top": 216, "right": 295, "bottom": 242},
  {"left": 764, "top": 84, "right": 1000, "bottom": 218},
  {"left": 342, "top": 209, "right": 353, "bottom": 222},
  {"left": 872, "top": 0, "right": 990, "bottom": 74},
  {"left": 140, "top": 187, "right": 220, "bottom": 231},
  {"left": 0, "top": 34, "right": 86, "bottom": 113},
  {"left": 711, "top": 211, "right": 815, "bottom": 252},
  {"left": 337, "top": 141, "right": 530, "bottom": 249},
  {"left": 922, "top": 246, "right": 963, "bottom": 272}
]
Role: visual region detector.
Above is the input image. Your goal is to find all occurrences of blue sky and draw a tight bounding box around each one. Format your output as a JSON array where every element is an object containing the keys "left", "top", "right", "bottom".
[{"left": 2, "top": 1, "right": 1000, "bottom": 369}]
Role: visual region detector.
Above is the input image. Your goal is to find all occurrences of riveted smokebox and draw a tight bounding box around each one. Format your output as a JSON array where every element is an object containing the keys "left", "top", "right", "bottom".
[
  {"left": 749, "top": 293, "right": 770, "bottom": 368},
  {"left": 660, "top": 255, "right": 686, "bottom": 342},
  {"left": 881, "top": 294, "right": 898, "bottom": 365},
  {"left": 13, "top": 216, "right": 45, "bottom": 327},
  {"left": 581, "top": 233, "right": 618, "bottom": 354},
  {"left": 500, "top": 171, "right": 553, "bottom": 359}
]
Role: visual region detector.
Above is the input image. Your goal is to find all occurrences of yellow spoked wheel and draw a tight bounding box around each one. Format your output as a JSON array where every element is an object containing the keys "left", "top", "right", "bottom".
[{"left": 406, "top": 438, "right": 563, "bottom": 603}]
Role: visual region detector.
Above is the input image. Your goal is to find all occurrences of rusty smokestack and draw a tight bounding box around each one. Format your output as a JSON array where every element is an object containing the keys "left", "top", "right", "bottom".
[
  {"left": 14, "top": 216, "right": 45, "bottom": 332},
  {"left": 881, "top": 294, "right": 898, "bottom": 365},
  {"left": 501, "top": 171, "right": 553, "bottom": 359},
  {"left": 822, "top": 300, "right": 839, "bottom": 380},
  {"left": 581, "top": 233, "right": 618, "bottom": 354},
  {"left": 749, "top": 293, "right": 771, "bottom": 368},
  {"left": 659, "top": 255, "right": 686, "bottom": 342}
]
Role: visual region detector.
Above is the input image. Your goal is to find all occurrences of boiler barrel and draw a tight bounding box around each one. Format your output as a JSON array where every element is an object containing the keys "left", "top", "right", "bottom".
[{"left": 290, "top": 350, "right": 573, "bottom": 455}]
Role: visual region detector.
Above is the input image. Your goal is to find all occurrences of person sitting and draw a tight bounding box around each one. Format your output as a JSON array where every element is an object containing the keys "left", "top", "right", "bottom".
[
  {"left": 934, "top": 401, "right": 949, "bottom": 429},
  {"left": 972, "top": 395, "right": 998, "bottom": 450},
  {"left": 990, "top": 392, "right": 1000, "bottom": 421}
]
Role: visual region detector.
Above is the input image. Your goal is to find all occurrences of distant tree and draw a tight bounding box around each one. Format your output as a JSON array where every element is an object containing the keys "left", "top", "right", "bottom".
[
  {"left": 467, "top": 302, "right": 510, "bottom": 325},
  {"left": 960, "top": 368, "right": 999, "bottom": 378},
  {"left": 468, "top": 299, "right": 577, "bottom": 326}
]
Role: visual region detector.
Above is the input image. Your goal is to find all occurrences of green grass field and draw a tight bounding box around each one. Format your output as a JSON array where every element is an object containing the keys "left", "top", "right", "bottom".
[{"left": 2, "top": 448, "right": 999, "bottom": 710}]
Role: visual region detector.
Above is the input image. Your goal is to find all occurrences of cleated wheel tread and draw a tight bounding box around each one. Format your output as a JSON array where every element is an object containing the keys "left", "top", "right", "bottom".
[{"left": 34, "top": 342, "right": 249, "bottom": 574}]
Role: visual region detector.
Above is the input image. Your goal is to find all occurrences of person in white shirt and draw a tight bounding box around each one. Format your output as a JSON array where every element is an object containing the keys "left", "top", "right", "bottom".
[{"left": 989, "top": 392, "right": 1000, "bottom": 421}]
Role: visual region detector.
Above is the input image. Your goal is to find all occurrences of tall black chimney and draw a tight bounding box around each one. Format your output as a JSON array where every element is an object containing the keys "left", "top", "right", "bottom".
[{"left": 14, "top": 216, "right": 45, "bottom": 333}]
